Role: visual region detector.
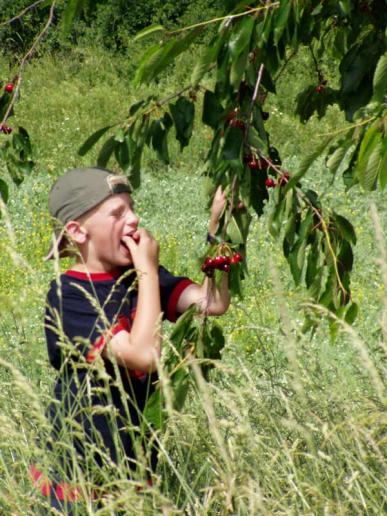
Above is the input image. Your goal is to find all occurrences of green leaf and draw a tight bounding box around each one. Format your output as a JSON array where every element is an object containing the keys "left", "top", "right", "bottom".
[
  {"left": 223, "top": 126, "right": 243, "bottom": 160},
  {"left": 226, "top": 209, "right": 251, "bottom": 244},
  {"left": 305, "top": 239, "right": 319, "bottom": 289},
  {"left": 97, "top": 136, "right": 117, "bottom": 168},
  {"left": 268, "top": 197, "right": 285, "bottom": 238},
  {"left": 356, "top": 124, "right": 382, "bottom": 190},
  {"left": 133, "top": 24, "right": 165, "bottom": 42},
  {"left": 170, "top": 305, "right": 197, "bottom": 351},
  {"left": 63, "top": 0, "right": 86, "bottom": 34},
  {"left": 151, "top": 113, "right": 173, "bottom": 164},
  {"left": 202, "top": 90, "right": 223, "bottom": 129},
  {"left": 230, "top": 46, "right": 249, "bottom": 90},
  {"left": 326, "top": 142, "right": 350, "bottom": 175},
  {"left": 345, "top": 302, "right": 358, "bottom": 324},
  {"left": 379, "top": 144, "right": 387, "bottom": 190},
  {"left": 332, "top": 212, "right": 356, "bottom": 244},
  {"left": 227, "top": 215, "right": 244, "bottom": 244},
  {"left": 273, "top": 1, "right": 291, "bottom": 44},
  {"left": 169, "top": 97, "right": 195, "bottom": 150},
  {"left": 171, "top": 368, "right": 190, "bottom": 411},
  {"left": 228, "top": 16, "right": 255, "bottom": 59},
  {"left": 78, "top": 125, "right": 113, "bottom": 156},
  {"left": 207, "top": 323, "right": 225, "bottom": 360},
  {"left": 337, "top": 239, "right": 354, "bottom": 274},
  {"left": 372, "top": 53, "right": 387, "bottom": 102},
  {"left": 287, "top": 239, "right": 306, "bottom": 285},
  {"left": 191, "top": 33, "right": 226, "bottom": 87},
  {"left": 143, "top": 388, "right": 164, "bottom": 430},
  {"left": 0, "top": 178, "right": 9, "bottom": 204},
  {"left": 134, "top": 29, "right": 202, "bottom": 86}
]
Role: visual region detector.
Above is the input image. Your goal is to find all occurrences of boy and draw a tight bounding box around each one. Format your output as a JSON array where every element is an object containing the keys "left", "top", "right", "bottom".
[{"left": 33, "top": 167, "right": 230, "bottom": 511}]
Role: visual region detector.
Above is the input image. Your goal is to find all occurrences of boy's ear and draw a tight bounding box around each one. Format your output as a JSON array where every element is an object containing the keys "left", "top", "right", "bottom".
[{"left": 65, "top": 220, "right": 88, "bottom": 245}]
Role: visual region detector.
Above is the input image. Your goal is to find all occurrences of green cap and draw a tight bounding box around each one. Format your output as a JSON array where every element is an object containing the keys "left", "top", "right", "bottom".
[{"left": 45, "top": 167, "right": 131, "bottom": 260}]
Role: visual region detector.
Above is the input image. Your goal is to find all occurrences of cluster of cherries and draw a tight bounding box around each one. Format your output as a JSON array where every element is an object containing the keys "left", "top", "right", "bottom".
[{"left": 201, "top": 252, "right": 243, "bottom": 277}]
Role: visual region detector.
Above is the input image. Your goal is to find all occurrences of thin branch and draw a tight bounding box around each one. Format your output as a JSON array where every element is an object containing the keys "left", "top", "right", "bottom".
[
  {"left": 309, "top": 44, "right": 324, "bottom": 83},
  {"left": 0, "top": 0, "right": 57, "bottom": 128},
  {"left": 274, "top": 49, "right": 297, "bottom": 83},
  {"left": 166, "top": 3, "right": 280, "bottom": 36},
  {"left": 0, "top": 0, "right": 48, "bottom": 27},
  {"left": 316, "top": 116, "right": 377, "bottom": 138},
  {"left": 246, "top": 63, "right": 265, "bottom": 133}
]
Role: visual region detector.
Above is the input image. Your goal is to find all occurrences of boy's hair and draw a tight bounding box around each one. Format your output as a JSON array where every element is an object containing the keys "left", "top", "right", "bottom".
[{"left": 45, "top": 167, "right": 131, "bottom": 261}]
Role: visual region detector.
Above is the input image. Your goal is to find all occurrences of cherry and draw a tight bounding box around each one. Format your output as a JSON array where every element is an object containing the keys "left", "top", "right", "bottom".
[
  {"left": 204, "top": 257, "right": 214, "bottom": 268},
  {"left": 231, "top": 252, "right": 243, "bottom": 264},
  {"left": 229, "top": 118, "right": 245, "bottom": 131},
  {"left": 315, "top": 84, "right": 325, "bottom": 93},
  {"left": 0, "top": 124, "right": 12, "bottom": 134},
  {"left": 226, "top": 110, "right": 237, "bottom": 122},
  {"left": 4, "top": 83, "right": 14, "bottom": 93},
  {"left": 278, "top": 172, "right": 290, "bottom": 186},
  {"left": 247, "top": 159, "right": 260, "bottom": 169},
  {"left": 359, "top": 2, "right": 371, "bottom": 12},
  {"left": 262, "top": 111, "right": 269, "bottom": 121},
  {"left": 221, "top": 263, "right": 230, "bottom": 273},
  {"left": 265, "top": 178, "right": 276, "bottom": 188}
]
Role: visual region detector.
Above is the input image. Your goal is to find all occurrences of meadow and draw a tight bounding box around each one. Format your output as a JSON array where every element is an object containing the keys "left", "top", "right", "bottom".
[{"left": 0, "top": 42, "right": 386, "bottom": 514}]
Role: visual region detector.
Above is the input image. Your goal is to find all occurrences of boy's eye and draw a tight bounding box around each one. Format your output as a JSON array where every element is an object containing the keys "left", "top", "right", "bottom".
[{"left": 111, "top": 207, "right": 125, "bottom": 217}]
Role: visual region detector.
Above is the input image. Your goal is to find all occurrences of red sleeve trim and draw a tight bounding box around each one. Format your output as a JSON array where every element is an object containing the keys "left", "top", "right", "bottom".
[{"left": 167, "top": 279, "right": 195, "bottom": 322}]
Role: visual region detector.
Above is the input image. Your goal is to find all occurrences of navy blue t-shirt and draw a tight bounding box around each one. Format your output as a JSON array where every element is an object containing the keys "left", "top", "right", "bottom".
[{"left": 44, "top": 265, "right": 193, "bottom": 479}]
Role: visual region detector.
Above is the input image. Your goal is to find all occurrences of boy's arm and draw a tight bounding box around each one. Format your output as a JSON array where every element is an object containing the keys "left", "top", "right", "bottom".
[
  {"left": 177, "top": 185, "right": 230, "bottom": 316},
  {"left": 102, "top": 228, "right": 162, "bottom": 372},
  {"left": 176, "top": 273, "right": 230, "bottom": 316}
]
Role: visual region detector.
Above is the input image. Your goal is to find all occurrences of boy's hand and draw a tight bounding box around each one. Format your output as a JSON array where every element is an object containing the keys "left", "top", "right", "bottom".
[
  {"left": 209, "top": 185, "right": 227, "bottom": 235},
  {"left": 122, "top": 228, "right": 159, "bottom": 273}
]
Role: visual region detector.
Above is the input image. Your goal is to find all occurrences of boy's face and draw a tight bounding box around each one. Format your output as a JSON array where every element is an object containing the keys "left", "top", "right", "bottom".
[{"left": 80, "top": 192, "right": 139, "bottom": 270}]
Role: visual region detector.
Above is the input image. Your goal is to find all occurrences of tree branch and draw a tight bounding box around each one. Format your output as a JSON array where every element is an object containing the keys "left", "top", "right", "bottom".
[
  {"left": 167, "top": 3, "right": 280, "bottom": 36},
  {"left": 0, "top": 0, "right": 57, "bottom": 128},
  {"left": 0, "top": 0, "right": 48, "bottom": 27}
]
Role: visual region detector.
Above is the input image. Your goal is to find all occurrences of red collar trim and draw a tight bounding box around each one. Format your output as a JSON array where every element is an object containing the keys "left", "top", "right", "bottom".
[{"left": 65, "top": 269, "right": 121, "bottom": 281}]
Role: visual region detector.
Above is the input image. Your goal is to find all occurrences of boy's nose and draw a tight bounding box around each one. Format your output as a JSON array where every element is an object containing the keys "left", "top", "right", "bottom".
[{"left": 126, "top": 210, "right": 140, "bottom": 227}]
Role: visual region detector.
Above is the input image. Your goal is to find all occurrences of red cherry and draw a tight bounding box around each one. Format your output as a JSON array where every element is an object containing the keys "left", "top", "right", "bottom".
[
  {"left": 5, "top": 83, "right": 14, "bottom": 93},
  {"left": 229, "top": 118, "right": 245, "bottom": 131},
  {"left": 231, "top": 252, "right": 243, "bottom": 264},
  {"left": 221, "top": 263, "right": 230, "bottom": 273},
  {"left": 204, "top": 256, "right": 214, "bottom": 268},
  {"left": 226, "top": 110, "right": 237, "bottom": 122},
  {"left": 247, "top": 159, "right": 260, "bottom": 169},
  {"left": 265, "top": 178, "right": 276, "bottom": 188},
  {"left": 278, "top": 172, "right": 290, "bottom": 186},
  {"left": 315, "top": 84, "right": 325, "bottom": 93},
  {"left": 0, "top": 124, "right": 12, "bottom": 134}
]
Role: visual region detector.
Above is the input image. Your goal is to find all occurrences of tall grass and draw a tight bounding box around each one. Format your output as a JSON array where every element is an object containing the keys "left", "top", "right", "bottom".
[{"left": 0, "top": 44, "right": 386, "bottom": 514}]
